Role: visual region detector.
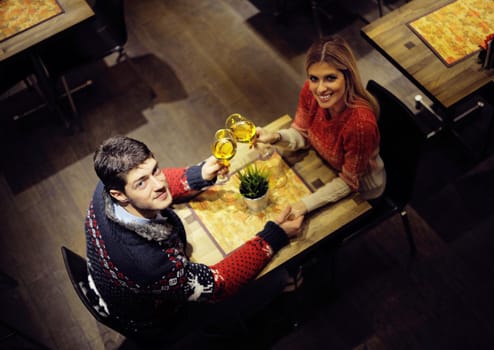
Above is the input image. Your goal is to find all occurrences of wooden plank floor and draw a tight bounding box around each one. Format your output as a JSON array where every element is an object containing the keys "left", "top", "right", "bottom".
[{"left": 1, "top": 0, "right": 494, "bottom": 349}]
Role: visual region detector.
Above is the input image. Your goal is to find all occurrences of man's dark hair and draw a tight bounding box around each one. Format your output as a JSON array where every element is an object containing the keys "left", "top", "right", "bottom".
[{"left": 94, "top": 135, "right": 154, "bottom": 193}]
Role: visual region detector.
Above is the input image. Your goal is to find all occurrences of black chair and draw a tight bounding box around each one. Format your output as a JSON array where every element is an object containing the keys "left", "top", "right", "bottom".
[
  {"left": 0, "top": 55, "right": 32, "bottom": 95},
  {"left": 60, "top": 246, "right": 136, "bottom": 339},
  {"left": 61, "top": 246, "right": 250, "bottom": 346},
  {"left": 308, "top": 79, "right": 426, "bottom": 294},
  {"left": 325, "top": 80, "right": 426, "bottom": 259},
  {"left": 0, "top": 54, "right": 45, "bottom": 118},
  {"left": 61, "top": 246, "right": 170, "bottom": 346},
  {"left": 273, "top": 0, "right": 336, "bottom": 37},
  {"left": 39, "top": 0, "right": 155, "bottom": 126}
]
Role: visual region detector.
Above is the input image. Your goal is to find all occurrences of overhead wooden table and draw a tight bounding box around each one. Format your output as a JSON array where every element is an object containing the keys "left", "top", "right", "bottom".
[
  {"left": 173, "top": 115, "right": 372, "bottom": 277},
  {"left": 0, "top": 0, "right": 94, "bottom": 128},
  {"left": 360, "top": 0, "right": 494, "bottom": 114},
  {"left": 0, "top": 0, "right": 94, "bottom": 62}
]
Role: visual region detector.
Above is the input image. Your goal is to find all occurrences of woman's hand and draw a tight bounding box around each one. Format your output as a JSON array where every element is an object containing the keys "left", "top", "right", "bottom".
[
  {"left": 275, "top": 206, "right": 304, "bottom": 239},
  {"left": 290, "top": 201, "right": 308, "bottom": 218},
  {"left": 255, "top": 127, "right": 280, "bottom": 145},
  {"left": 201, "top": 156, "right": 228, "bottom": 181}
]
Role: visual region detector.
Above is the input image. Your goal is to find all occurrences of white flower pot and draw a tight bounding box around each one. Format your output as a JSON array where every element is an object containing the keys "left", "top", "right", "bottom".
[{"left": 243, "top": 190, "right": 269, "bottom": 212}]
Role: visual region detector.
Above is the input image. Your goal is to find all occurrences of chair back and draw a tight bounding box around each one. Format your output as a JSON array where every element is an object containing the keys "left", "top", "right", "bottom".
[
  {"left": 0, "top": 54, "right": 32, "bottom": 94},
  {"left": 60, "top": 246, "right": 128, "bottom": 335},
  {"left": 90, "top": 0, "right": 127, "bottom": 52},
  {"left": 61, "top": 246, "right": 188, "bottom": 344},
  {"left": 366, "top": 80, "right": 425, "bottom": 208},
  {"left": 40, "top": 0, "right": 127, "bottom": 75}
]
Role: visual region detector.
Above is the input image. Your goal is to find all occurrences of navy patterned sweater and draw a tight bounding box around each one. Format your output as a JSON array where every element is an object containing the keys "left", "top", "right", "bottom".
[{"left": 85, "top": 163, "right": 289, "bottom": 331}]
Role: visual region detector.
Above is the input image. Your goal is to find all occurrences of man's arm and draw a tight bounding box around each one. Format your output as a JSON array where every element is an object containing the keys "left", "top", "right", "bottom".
[
  {"left": 163, "top": 160, "right": 217, "bottom": 200},
  {"left": 154, "top": 208, "right": 303, "bottom": 303},
  {"left": 157, "top": 221, "right": 288, "bottom": 303}
]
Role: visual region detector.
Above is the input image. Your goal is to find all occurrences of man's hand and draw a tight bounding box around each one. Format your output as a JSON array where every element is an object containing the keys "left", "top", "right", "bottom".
[
  {"left": 201, "top": 156, "right": 228, "bottom": 181},
  {"left": 274, "top": 206, "right": 304, "bottom": 239}
]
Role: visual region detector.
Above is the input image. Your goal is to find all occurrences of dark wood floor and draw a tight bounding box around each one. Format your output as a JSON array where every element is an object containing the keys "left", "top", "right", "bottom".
[{"left": 1, "top": 0, "right": 494, "bottom": 349}]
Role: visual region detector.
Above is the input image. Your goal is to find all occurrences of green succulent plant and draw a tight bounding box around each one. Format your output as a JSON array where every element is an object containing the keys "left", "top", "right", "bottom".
[{"left": 237, "top": 164, "right": 270, "bottom": 199}]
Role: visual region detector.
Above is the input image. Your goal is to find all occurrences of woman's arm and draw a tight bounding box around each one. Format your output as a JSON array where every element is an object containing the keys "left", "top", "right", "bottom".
[{"left": 301, "top": 177, "right": 352, "bottom": 212}]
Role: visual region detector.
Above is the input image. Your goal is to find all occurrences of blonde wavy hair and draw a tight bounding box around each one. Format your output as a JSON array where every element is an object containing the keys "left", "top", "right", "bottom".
[{"left": 305, "top": 35, "right": 380, "bottom": 117}]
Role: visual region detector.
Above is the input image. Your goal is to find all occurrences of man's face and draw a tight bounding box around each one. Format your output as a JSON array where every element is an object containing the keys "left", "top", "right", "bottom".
[{"left": 109, "top": 157, "right": 172, "bottom": 219}]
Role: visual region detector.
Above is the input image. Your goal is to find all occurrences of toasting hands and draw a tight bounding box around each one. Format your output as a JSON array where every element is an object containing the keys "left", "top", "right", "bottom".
[
  {"left": 254, "top": 127, "right": 280, "bottom": 145},
  {"left": 275, "top": 206, "right": 304, "bottom": 238},
  {"left": 201, "top": 156, "right": 229, "bottom": 181},
  {"left": 290, "top": 201, "right": 308, "bottom": 218}
]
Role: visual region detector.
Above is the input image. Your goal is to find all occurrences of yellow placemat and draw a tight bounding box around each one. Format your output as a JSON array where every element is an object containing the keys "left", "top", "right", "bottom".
[
  {"left": 0, "top": 0, "right": 64, "bottom": 42},
  {"left": 186, "top": 152, "right": 312, "bottom": 255},
  {"left": 408, "top": 0, "right": 494, "bottom": 66}
]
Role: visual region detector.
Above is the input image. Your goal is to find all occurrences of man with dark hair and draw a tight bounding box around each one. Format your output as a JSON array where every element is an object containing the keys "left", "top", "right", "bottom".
[{"left": 85, "top": 135, "right": 303, "bottom": 340}]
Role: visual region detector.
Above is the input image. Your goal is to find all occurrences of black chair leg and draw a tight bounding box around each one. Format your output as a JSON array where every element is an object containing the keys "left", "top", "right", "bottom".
[
  {"left": 280, "top": 265, "right": 304, "bottom": 328},
  {"left": 480, "top": 107, "right": 494, "bottom": 159},
  {"left": 310, "top": 0, "right": 334, "bottom": 38},
  {"left": 273, "top": 0, "right": 287, "bottom": 18},
  {"left": 30, "top": 53, "right": 72, "bottom": 130},
  {"left": 310, "top": 0, "right": 324, "bottom": 38},
  {"left": 311, "top": 246, "right": 338, "bottom": 298},
  {"left": 400, "top": 209, "right": 417, "bottom": 256},
  {"left": 60, "top": 75, "right": 84, "bottom": 132}
]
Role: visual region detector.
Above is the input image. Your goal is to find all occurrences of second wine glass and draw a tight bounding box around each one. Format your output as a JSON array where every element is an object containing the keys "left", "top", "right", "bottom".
[
  {"left": 211, "top": 128, "right": 237, "bottom": 184},
  {"left": 225, "top": 113, "right": 274, "bottom": 160},
  {"left": 225, "top": 113, "right": 256, "bottom": 144}
]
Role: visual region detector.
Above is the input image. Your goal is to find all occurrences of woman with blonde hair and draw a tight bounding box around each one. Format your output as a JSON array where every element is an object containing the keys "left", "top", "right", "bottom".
[{"left": 256, "top": 35, "right": 385, "bottom": 217}]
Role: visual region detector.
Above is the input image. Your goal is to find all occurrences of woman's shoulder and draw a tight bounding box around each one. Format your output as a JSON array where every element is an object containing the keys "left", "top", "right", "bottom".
[
  {"left": 347, "top": 102, "right": 377, "bottom": 123},
  {"left": 343, "top": 105, "right": 378, "bottom": 135}
]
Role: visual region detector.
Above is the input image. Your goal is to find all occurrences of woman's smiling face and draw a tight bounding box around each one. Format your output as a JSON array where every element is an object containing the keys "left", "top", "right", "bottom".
[{"left": 307, "top": 61, "right": 346, "bottom": 115}]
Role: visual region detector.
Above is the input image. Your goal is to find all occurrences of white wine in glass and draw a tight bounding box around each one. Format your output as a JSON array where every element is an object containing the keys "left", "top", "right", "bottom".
[
  {"left": 225, "top": 113, "right": 256, "bottom": 144},
  {"left": 212, "top": 129, "right": 237, "bottom": 183},
  {"left": 226, "top": 113, "right": 274, "bottom": 160}
]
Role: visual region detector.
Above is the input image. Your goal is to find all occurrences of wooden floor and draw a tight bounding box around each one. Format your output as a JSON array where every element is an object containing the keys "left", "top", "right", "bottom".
[{"left": 1, "top": 0, "right": 494, "bottom": 349}]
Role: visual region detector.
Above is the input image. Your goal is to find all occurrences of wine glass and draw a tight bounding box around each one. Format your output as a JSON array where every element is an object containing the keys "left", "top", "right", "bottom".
[
  {"left": 211, "top": 128, "right": 237, "bottom": 184},
  {"left": 225, "top": 113, "right": 274, "bottom": 160},
  {"left": 225, "top": 113, "right": 256, "bottom": 145}
]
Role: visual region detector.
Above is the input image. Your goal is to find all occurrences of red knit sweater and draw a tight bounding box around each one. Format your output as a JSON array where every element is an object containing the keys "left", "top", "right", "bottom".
[{"left": 293, "top": 81, "right": 380, "bottom": 191}]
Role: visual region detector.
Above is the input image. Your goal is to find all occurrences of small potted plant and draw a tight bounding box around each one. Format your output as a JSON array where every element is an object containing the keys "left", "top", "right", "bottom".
[{"left": 237, "top": 163, "right": 270, "bottom": 212}]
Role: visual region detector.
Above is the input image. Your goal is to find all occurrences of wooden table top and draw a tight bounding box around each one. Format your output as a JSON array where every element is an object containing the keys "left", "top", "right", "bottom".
[
  {"left": 174, "top": 115, "right": 372, "bottom": 278},
  {"left": 361, "top": 0, "right": 494, "bottom": 111},
  {"left": 0, "top": 0, "right": 94, "bottom": 62}
]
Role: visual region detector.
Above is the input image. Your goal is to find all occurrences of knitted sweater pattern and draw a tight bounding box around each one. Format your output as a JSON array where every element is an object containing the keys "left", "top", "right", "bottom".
[
  {"left": 293, "top": 80, "right": 381, "bottom": 191},
  {"left": 85, "top": 164, "right": 289, "bottom": 328}
]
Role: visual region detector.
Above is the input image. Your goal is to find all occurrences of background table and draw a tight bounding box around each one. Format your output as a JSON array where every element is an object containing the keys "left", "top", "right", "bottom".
[
  {"left": 0, "top": 0, "right": 94, "bottom": 129},
  {"left": 361, "top": 0, "right": 494, "bottom": 113},
  {"left": 0, "top": 0, "right": 94, "bottom": 62},
  {"left": 174, "top": 115, "right": 371, "bottom": 277}
]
